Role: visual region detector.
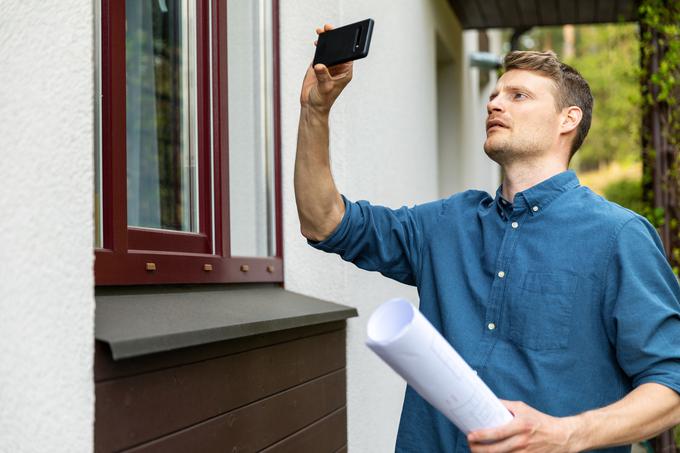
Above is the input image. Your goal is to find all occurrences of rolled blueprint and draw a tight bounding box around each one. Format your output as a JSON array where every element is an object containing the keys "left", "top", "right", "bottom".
[{"left": 366, "top": 298, "right": 513, "bottom": 434}]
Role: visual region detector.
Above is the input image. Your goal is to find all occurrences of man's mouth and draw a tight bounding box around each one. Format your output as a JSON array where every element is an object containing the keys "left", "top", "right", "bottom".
[{"left": 486, "top": 118, "right": 509, "bottom": 132}]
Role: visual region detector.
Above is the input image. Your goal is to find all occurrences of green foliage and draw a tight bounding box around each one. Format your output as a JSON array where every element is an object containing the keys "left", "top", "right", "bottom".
[
  {"left": 639, "top": 0, "right": 680, "bottom": 116},
  {"left": 566, "top": 24, "right": 642, "bottom": 172},
  {"left": 602, "top": 178, "right": 646, "bottom": 214},
  {"left": 639, "top": 0, "right": 680, "bottom": 278},
  {"left": 600, "top": 177, "right": 672, "bottom": 231}
]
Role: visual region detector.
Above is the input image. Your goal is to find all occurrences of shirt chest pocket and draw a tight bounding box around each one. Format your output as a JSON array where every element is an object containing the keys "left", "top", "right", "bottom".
[{"left": 505, "top": 272, "right": 578, "bottom": 351}]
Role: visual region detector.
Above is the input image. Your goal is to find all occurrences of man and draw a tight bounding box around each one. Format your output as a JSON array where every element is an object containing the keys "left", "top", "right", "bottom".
[{"left": 295, "top": 24, "right": 680, "bottom": 452}]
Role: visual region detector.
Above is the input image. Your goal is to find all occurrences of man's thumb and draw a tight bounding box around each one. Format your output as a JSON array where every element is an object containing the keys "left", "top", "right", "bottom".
[{"left": 313, "top": 64, "right": 331, "bottom": 83}]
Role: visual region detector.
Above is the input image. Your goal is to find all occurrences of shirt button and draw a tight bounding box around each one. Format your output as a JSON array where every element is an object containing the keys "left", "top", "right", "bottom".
[
  {"left": 487, "top": 322, "right": 496, "bottom": 331},
  {"left": 532, "top": 206, "right": 539, "bottom": 212},
  {"left": 511, "top": 221, "right": 519, "bottom": 229},
  {"left": 497, "top": 271, "right": 505, "bottom": 278}
]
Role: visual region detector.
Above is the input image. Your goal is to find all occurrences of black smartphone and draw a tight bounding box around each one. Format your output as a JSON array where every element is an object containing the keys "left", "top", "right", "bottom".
[{"left": 313, "top": 19, "right": 374, "bottom": 67}]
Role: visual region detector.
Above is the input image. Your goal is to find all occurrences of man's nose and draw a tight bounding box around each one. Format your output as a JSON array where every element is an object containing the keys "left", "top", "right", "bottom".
[{"left": 487, "top": 96, "right": 504, "bottom": 115}]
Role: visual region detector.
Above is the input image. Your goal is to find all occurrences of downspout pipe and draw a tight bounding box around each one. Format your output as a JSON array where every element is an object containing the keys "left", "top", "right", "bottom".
[{"left": 510, "top": 27, "right": 532, "bottom": 51}]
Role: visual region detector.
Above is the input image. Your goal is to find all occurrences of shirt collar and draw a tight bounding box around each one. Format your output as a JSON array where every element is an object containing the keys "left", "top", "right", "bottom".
[{"left": 494, "top": 170, "right": 580, "bottom": 219}]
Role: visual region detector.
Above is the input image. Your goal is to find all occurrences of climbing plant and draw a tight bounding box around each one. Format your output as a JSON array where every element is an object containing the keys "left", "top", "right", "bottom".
[
  {"left": 639, "top": 2, "right": 680, "bottom": 450},
  {"left": 639, "top": 0, "right": 680, "bottom": 276}
]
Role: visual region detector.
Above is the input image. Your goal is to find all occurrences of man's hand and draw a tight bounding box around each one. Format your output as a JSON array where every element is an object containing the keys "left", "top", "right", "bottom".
[
  {"left": 300, "top": 24, "right": 353, "bottom": 115},
  {"left": 467, "top": 400, "right": 581, "bottom": 453}
]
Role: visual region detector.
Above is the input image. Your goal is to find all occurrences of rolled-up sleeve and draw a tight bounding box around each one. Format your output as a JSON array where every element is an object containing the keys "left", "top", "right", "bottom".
[
  {"left": 604, "top": 216, "right": 680, "bottom": 394},
  {"left": 307, "top": 194, "right": 442, "bottom": 286}
]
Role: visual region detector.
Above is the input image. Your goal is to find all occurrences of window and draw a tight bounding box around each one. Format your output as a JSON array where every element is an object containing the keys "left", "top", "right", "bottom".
[{"left": 95, "top": 0, "right": 282, "bottom": 285}]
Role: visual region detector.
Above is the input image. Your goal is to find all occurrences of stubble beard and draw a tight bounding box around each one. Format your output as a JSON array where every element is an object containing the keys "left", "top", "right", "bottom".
[
  {"left": 483, "top": 132, "right": 545, "bottom": 166},
  {"left": 484, "top": 134, "right": 518, "bottom": 166}
]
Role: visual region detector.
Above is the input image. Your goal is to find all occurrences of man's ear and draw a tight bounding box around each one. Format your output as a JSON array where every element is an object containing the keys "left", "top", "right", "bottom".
[{"left": 560, "top": 106, "right": 582, "bottom": 135}]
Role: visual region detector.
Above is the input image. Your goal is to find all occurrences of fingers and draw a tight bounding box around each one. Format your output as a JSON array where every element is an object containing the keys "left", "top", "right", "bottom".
[
  {"left": 315, "top": 23, "right": 334, "bottom": 34},
  {"left": 469, "top": 432, "right": 530, "bottom": 453},
  {"left": 501, "top": 400, "right": 531, "bottom": 417},
  {"left": 313, "top": 63, "right": 332, "bottom": 83},
  {"left": 328, "top": 60, "right": 353, "bottom": 74},
  {"left": 501, "top": 400, "right": 520, "bottom": 416},
  {"left": 468, "top": 421, "right": 523, "bottom": 444},
  {"left": 314, "top": 24, "right": 333, "bottom": 47}
]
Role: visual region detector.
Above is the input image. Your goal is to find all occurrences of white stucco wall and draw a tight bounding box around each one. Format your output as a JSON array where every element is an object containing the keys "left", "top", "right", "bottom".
[
  {"left": 280, "top": 0, "right": 500, "bottom": 450},
  {"left": 0, "top": 1, "right": 94, "bottom": 452},
  {"left": 0, "top": 0, "right": 501, "bottom": 450}
]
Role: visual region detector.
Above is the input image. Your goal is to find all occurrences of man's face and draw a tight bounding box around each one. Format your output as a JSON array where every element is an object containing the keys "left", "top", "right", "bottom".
[{"left": 483, "top": 69, "right": 562, "bottom": 165}]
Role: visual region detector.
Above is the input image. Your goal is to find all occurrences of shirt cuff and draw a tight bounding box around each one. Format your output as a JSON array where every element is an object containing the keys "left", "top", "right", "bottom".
[
  {"left": 634, "top": 374, "right": 680, "bottom": 397},
  {"left": 307, "top": 194, "right": 352, "bottom": 252}
]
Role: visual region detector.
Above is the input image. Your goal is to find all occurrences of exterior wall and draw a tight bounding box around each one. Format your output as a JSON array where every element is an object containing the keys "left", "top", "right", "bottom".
[
  {"left": 0, "top": 1, "right": 94, "bottom": 452},
  {"left": 94, "top": 322, "right": 348, "bottom": 452},
  {"left": 280, "top": 0, "right": 500, "bottom": 451},
  {"left": 0, "top": 0, "right": 500, "bottom": 451}
]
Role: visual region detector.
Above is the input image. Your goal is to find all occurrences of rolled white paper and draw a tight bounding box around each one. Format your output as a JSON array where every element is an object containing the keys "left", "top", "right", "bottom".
[{"left": 366, "top": 298, "right": 513, "bottom": 434}]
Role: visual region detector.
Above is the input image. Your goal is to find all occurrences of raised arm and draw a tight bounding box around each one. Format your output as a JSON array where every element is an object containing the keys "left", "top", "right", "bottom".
[{"left": 295, "top": 24, "right": 353, "bottom": 242}]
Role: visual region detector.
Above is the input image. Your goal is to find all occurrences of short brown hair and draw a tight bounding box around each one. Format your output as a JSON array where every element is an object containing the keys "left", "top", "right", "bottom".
[{"left": 503, "top": 50, "right": 593, "bottom": 158}]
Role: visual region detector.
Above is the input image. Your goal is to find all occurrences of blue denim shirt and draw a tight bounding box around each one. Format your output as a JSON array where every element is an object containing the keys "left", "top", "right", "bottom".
[{"left": 309, "top": 170, "right": 680, "bottom": 452}]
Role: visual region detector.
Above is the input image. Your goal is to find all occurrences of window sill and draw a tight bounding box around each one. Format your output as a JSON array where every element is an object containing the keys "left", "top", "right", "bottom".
[{"left": 95, "top": 283, "right": 358, "bottom": 360}]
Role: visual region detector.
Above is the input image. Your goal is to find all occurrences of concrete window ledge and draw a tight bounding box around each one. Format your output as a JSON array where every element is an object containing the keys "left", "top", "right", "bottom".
[{"left": 95, "top": 284, "right": 358, "bottom": 360}]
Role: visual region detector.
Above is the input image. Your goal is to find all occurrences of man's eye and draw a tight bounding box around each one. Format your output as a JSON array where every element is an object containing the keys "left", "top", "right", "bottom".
[{"left": 513, "top": 92, "right": 527, "bottom": 100}]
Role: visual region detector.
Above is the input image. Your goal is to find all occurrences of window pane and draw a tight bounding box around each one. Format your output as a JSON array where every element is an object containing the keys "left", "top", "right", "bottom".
[
  {"left": 126, "top": 0, "right": 198, "bottom": 232},
  {"left": 227, "top": 0, "right": 275, "bottom": 257}
]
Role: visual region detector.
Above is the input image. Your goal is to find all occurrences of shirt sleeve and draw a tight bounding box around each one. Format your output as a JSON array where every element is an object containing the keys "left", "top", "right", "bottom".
[
  {"left": 307, "top": 194, "right": 442, "bottom": 286},
  {"left": 604, "top": 215, "right": 680, "bottom": 395}
]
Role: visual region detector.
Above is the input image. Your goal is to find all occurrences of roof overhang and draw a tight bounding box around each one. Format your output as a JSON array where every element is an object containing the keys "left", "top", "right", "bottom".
[{"left": 448, "top": 0, "right": 639, "bottom": 29}]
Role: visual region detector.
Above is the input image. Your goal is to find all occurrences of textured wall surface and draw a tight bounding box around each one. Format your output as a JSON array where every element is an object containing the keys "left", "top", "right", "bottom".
[
  {"left": 0, "top": 1, "right": 94, "bottom": 452},
  {"left": 280, "top": 0, "right": 499, "bottom": 450},
  {"left": 0, "top": 0, "right": 498, "bottom": 450}
]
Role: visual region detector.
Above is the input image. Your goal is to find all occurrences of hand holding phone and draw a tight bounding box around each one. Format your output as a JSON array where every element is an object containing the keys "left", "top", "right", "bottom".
[
  {"left": 300, "top": 20, "right": 373, "bottom": 114},
  {"left": 313, "top": 19, "right": 374, "bottom": 68}
]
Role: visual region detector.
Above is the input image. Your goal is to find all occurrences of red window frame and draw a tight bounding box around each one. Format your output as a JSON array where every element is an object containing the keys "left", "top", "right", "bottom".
[{"left": 95, "top": 0, "right": 283, "bottom": 285}]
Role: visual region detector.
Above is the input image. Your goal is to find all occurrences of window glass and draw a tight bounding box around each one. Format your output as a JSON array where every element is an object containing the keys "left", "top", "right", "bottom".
[
  {"left": 125, "top": 0, "right": 199, "bottom": 232},
  {"left": 227, "top": 0, "right": 276, "bottom": 257}
]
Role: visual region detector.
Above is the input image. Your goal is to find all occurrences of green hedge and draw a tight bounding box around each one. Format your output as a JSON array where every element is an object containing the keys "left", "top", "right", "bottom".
[{"left": 603, "top": 178, "right": 646, "bottom": 215}]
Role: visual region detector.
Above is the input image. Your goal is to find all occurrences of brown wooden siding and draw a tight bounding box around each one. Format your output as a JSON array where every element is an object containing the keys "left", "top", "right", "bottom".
[
  {"left": 95, "top": 321, "right": 348, "bottom": 452},
  {"left": 259, "top": 407, "right": 347, "bottom": 453}
]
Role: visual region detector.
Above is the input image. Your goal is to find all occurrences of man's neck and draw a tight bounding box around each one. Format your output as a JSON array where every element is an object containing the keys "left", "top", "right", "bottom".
[{"left": 501, "top": 160, "right": 569, "bottom": 203}]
